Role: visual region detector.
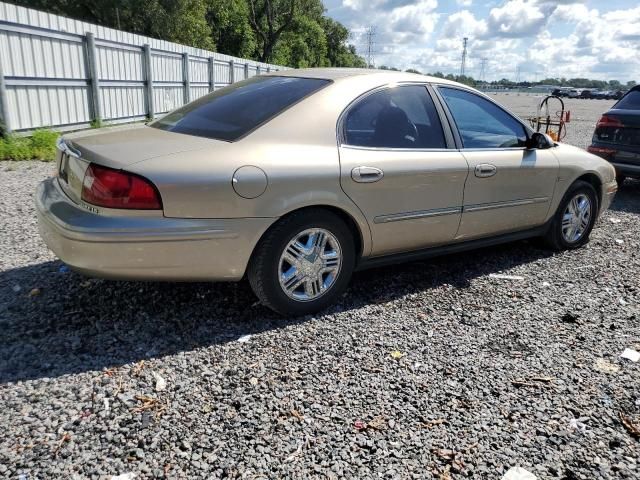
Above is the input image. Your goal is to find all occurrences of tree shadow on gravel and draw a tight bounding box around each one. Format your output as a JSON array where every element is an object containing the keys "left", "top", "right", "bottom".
[
  {"left": 0, "top": 236, "right": 558, "bottom": 384},
  {"left": 608, "top": 178, "right": 640, "bottom": 215}
]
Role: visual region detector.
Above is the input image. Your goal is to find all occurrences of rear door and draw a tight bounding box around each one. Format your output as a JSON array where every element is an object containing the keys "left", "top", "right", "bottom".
[
  {"left": 435, "top": 86, "right": 559, "bottom": 240},
  {"left": 338, "top": 84, "right": 469, "bottom": 256}
]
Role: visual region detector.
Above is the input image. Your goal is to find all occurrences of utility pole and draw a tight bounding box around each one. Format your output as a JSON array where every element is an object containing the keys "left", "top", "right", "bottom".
[
  {"left": 365, "top": 26, "right": 376, "bottom": 69},
  {"left": 515, "top": 66, "right": 521, "bottom": 85},
  {"left": 460, "top": 37, "right": 468, "bottom": 77},
  {"left": 479, "top": 57, "right": 488, "bottom": 84}
]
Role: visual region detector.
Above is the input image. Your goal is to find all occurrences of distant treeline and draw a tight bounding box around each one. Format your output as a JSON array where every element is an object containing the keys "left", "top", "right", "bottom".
[
  {"left": 17, "top": 0, "right": 367, "bottom": 68},
  {"left": 381, "top": 66, "right": 637, "bottom": 91}
]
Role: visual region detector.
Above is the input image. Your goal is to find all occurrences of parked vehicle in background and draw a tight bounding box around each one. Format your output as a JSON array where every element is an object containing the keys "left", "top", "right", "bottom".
[
  {"left": 588, "top": 85, "right": 640, "bottom": 186},
  {"left": 552, "top": 88, "right": 571, "bottom": 98},
  {"left": 580, "top": 89, "right": 596, "bottom": 99},
  {"left": 611, "top": 90, "right": 627, "bottom": 100},
  {"left": 568, "top": 89, "right": 583, "bottom": 98},
  {"left": 36, "top": 69, "right": 618, "bottom": 315},
  {"left": 592, "top": 90, "right": 612, "bottom": 100}
]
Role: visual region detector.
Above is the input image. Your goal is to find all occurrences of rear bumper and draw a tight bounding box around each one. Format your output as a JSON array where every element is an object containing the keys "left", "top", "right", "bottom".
[
  {"left": 35, "top": 178, "right": 275, "bottom": 281},
  {"left": 590, "top": 142, "right": 640, "bottom": 178},
  {"left": 611, "top": 162, "right": 640, "bottom": 178}
]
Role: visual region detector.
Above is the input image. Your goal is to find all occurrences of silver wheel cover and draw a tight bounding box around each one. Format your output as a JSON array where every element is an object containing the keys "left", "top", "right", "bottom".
[
  {"left": 278, "top": 228, "right": 342, "bottom": 302},
  {"left": 562, "top": 193, "right": 592, "bottom": 243}
]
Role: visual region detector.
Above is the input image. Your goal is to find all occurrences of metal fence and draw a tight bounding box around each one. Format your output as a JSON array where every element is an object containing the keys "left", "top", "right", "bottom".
[{"left": 0, "top": 1, "right": 286, "bottom": 133}]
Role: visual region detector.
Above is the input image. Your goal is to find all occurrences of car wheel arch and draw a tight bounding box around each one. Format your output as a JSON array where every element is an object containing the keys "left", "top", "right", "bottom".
[
  {"left": 249, "top": 205, "right": 368, "bottom": 268},
  {"left": 574, "top": 172, "right": 602, "bottom": 209}
]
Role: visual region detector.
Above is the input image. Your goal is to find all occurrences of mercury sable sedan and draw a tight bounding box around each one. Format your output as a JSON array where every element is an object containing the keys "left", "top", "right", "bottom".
[{"left": 36, "top": 69, "right": 617, "bottom": 315}]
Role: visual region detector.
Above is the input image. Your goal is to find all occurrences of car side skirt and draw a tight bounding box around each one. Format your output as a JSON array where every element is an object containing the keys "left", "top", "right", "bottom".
[{"left": 356, "top": 222, "right": 550, "bottom": 271}]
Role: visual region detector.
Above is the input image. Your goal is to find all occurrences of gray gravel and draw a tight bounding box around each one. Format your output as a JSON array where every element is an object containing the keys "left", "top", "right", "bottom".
[{"left": 1, "top": 114, "right": 639, "bottom": 479}]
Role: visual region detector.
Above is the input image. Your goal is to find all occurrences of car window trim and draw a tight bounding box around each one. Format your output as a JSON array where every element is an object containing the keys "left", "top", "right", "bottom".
[
  {"left": 425, "top": 83, "right": 456, "bottom": 148},
  {"left": 337, "top": 82, "right": 456, "bottom": 151},
  {"left": 433, "top": 84, "right": 534, "bottom": 151}
]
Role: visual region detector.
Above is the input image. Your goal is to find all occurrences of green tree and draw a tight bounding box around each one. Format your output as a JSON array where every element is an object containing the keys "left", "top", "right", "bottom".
[
  {"left": 247, "top": 0, "right": 322, "bottom": 62},
  {"left": 206, "top": 0, "right": 256, "bottom": 58},
  {"left": 17, "top": 0, "right": 367, "bottom": 68},
  {"left": 17, "top": 0, "right": 215, "bottom": 49},
  {"left": 321, "top": 17, "right": 365, "bottom": 68},
  {"left": 273, "top": 16, "right": 328, "bottom": 67}
]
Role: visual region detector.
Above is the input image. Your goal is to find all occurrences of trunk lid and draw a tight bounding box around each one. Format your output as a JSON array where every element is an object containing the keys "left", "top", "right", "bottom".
[
  {"left": 56, "top": 125, "right": 223, "bottom": 206},
  {"left": 63, "top": 124, "right": 218, "bottom": 168}
]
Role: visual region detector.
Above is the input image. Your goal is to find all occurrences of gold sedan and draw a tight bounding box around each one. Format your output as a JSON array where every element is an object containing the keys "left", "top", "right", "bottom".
[{"left": 36, "top": 69, "right": 618, "bottom": 315}]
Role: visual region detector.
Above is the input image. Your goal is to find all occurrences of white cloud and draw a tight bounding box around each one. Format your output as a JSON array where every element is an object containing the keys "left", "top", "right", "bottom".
[
  {"left": 486, "top": 0, "right": 552, "bottom": 38},
  {"left": 441, "top": 10, "right": 488, "bottom": 39},
  {"left": 326, "top": 0, "right": 640, "bottom": 81}
]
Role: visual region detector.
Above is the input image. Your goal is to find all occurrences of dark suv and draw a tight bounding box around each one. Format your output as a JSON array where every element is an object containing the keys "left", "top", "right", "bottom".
[{"left": 588, "top": 86, "right": 640, "bottom": 185}]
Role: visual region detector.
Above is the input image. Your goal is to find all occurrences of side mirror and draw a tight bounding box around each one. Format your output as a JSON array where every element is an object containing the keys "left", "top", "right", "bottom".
[{"left": 526, "top": 132, "right": 553, "bottom": 150}]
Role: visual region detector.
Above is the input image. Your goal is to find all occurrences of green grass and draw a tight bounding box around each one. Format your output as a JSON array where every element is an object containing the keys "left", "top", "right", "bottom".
[{"left": 0, "top": 129, "right": 59, "bottom": 161}]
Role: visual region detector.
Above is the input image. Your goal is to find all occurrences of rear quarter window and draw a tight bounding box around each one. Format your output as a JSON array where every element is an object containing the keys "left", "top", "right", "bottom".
[
  {"left": 150, "top": 76, "right": 330, "bottom": 141},
  {"left": 615, "top": 90, "right": 640, "bottom": 110}
]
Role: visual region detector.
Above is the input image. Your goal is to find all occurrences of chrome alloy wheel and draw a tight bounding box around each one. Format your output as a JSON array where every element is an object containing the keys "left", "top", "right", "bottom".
[
  {"left": 278, "top": 228, "right": 342, "bottom": 302},
  {"left": 562, "top": 193, "right": 592, "bottom": 243}
]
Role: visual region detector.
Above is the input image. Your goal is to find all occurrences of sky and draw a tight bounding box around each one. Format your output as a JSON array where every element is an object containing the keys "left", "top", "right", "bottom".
[{"left": 324, "top": 0, "right": 640, "bottom": 82}]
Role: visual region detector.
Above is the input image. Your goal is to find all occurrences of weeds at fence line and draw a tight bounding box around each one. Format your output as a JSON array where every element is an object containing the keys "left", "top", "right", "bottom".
[{"left": 0, "top": 129, "right": 58, "bottom": 161}]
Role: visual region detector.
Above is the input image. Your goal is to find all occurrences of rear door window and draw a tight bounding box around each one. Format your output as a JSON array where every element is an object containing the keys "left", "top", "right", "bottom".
[
  {"left": 439, "top": 87, "right": 527, "bottom": 148},
  {"left": 343, "top": 85, "right": 447, "bottom": 149},
  {"left": 150, "top": 76, "right": 329, "bottom": 141},
  {"left": 615, "top": 90, "right": 640, "bottom": 110}
]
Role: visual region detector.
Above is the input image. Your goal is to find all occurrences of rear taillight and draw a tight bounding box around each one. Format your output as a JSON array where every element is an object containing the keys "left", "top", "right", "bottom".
[
  {"left": 81, "top": 163, "right": 162, "bottom": 210},
  {"left": 587, "top": 145, "right": 617, "bottom": 158},
  {"left": 596, "top": 115, "right": 624, "bottom": 128}
]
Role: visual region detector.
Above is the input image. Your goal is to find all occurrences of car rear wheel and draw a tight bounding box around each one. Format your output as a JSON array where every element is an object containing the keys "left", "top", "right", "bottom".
[
  {"left": 543, "top": 180, "right": 598, "bottom": 250},
  {"left": 248, "top": 209, "right": 355, "bottom": 316}
]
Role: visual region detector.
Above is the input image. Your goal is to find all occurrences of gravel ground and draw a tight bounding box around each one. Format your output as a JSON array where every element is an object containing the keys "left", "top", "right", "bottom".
[{"left": 1, "top": 118, "right": 639, "bottom": 479}]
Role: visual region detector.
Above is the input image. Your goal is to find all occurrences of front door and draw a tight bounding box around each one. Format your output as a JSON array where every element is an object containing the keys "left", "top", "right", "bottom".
[
  {"left": 436, "top": 86, "right": 559, "bottom": 240},
  {"left": 338, "top": 84, "right": 469, "bottom": 256}
]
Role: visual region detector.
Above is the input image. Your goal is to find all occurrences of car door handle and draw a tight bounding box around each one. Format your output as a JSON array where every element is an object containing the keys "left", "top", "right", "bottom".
[
  {"left": 352, "top": 166, "right": 384, "bottom": 183},
  {"left": 475, "top": 163, "right": 497, "bottom": 178}
]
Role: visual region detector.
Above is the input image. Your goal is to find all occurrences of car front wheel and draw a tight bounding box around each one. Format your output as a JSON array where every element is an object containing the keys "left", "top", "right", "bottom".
[
  {"left": 543, "top": 180, "right": 598, "bottom": 250},
  {"left": 248, "top": 209, "right": 355, "bottom": 316}
]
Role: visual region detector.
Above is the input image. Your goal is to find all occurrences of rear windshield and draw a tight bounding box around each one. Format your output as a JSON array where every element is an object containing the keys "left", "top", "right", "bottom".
[
  {"left": 615, "top": 89, "right": 640, "bottom": 110},
  {"left": 150, "top": 76, "right": 330, "bottom": 141}
]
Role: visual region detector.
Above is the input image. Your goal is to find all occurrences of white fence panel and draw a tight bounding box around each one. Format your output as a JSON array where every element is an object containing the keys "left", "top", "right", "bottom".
[
  {"left": 153, "top": 86, "right": 183, "bottom": 115},
  {"left": 152, "top": 51, "right": 182, "bottom": 83},
  {"left": 189, "top": 57, "right": 208, "bottom": 84},
  {"left": 0, "top": 1, "right": 286, "bottom": 132},
  {"left": 214, "top": 61, "right": 231, "bottom": 85},
  {"left": 234, "top": 63, "right": 246, "bottom": 81},
  {"left": 100, "top": 86, "right": 146, "bottom": 121},
  {"left": 97, "top": 44, "right": 144, "bottom": 81},
  {"left": 7, "top": 85, "right": 89, "bottom": 130},
  {"left": 190, "top": 86, "right": 210, "bottom": 101}
]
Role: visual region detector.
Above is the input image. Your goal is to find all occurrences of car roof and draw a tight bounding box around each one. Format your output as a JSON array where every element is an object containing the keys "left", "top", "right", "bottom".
[{"left": 265, "top": 67, "right": 459, "bottom": 86}]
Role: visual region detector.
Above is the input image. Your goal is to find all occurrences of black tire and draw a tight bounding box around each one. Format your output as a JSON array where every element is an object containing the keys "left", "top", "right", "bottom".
[
  {"left": 247, "top": 209, "right": 356, "bottom": 316},
  {"left": 543, "top": 180, "right": 599, "bottom": 251},
  {"left": 616, "top": 174, "right": 626, "bottom": 188}
]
